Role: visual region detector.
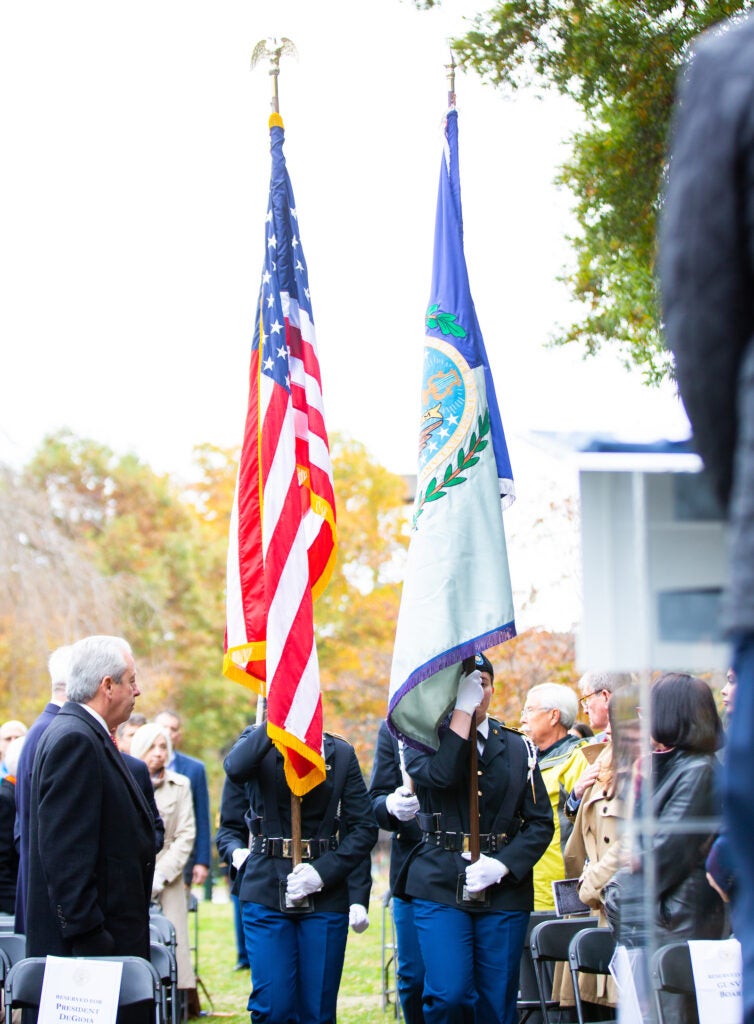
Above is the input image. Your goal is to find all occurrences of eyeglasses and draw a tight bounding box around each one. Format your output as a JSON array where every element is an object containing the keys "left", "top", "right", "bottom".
[
  {"left": 579, "top": 690, "right": 604, "bottom": 709},
  {"left": 520, "top": 705, "right": 547, "bottom": 720}
]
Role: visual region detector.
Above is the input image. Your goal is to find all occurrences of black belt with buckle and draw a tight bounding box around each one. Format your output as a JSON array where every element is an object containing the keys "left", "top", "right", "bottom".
[
  {"left": 421, "top": 830, "right": 508, "bottom": 854},
  {"left": 250, "top": 836, "right": 338, "bottom": 860}
]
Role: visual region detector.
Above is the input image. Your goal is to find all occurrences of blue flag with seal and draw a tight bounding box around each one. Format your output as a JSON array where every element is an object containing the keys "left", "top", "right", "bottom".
[{"left": 387, "top": 107, "right": 516, "bottom": 752}]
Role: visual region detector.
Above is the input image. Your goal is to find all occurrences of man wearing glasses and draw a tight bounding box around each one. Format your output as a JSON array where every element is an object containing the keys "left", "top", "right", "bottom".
[{"left": 577, "top": 671, "right": 632, "bottom": 742}]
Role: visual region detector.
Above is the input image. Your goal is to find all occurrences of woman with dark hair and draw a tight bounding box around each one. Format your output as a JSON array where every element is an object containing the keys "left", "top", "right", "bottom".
[
  {"left": 614, "top": 673, "right": 726, "bottom": 1023},
  {"left": 643, "top": 674, "right": 724, "bottom": 931}
]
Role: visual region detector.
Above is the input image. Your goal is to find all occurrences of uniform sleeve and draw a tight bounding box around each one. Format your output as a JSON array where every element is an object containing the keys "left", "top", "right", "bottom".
[
  {"left": 215, "top": 774, "right": 251, "bottom": 871},
  {"left": 347, "top": 855, "right": 373, "bottom": 908},
  {"left": 224, "top": 725, "right": 273, "bottom": 784},
  {"left": 499, "top": 758, "right": 554, "bottom": 882},
  {"left": 403, "top": 728, "right": 469, "bottom": 790},
  {"left": 368, "top": 722, "right": 404, "bottom": 831},
  {"left": 311, "top": 745, "right": 378, "bottom": 891}
]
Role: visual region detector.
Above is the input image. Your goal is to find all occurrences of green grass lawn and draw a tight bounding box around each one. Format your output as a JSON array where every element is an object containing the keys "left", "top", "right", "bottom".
[{"left": 194, "top": 879, "right": 400, "bottom": 1024}]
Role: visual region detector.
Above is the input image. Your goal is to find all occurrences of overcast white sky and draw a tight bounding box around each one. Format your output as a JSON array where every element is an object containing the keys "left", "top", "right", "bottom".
[{"left": 0, "top": 0, "right": 690, "bottom": 630}]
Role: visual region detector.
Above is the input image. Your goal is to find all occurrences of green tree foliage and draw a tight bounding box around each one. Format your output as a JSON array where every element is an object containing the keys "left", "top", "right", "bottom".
[{"left": 428, "top": 0, "right": 754, "bottom": 381}]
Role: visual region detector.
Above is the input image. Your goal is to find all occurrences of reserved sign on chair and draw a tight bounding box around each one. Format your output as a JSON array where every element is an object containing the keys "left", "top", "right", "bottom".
[
  {"left": 39, "top": 956, "right": 122, "bottom": 1024},
  {"left": 688, "top": 938, "right": 742, "bottom": 1024}
]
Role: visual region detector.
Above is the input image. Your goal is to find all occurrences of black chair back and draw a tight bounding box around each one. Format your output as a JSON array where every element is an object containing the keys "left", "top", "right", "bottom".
[
  {"left": 518, "top": 911, "right": 558, "bottom": 1024},
  {"left": 4, "top": 955, "right": 163, "bottom": 1024},
  {"left": 529, "top": 917, "right": 599, "bottom": 1024},
  {"left": 0, "top": 935, "right": 25, "bottom": 967},
  {"left": 151, "top": 940, "right": 179, "bottom": 1024},
  {"left": 568, "top": 927, "right": 617, "bottom": 1024},
  {"left": 650, "top": 941, "right": 700, "bottom": 1024}
]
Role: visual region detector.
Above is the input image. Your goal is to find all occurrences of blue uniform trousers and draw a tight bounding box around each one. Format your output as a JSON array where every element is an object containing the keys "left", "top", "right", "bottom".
[
  {"left": 392, "top": 896, "right": 425, "bottom": 1024},
  {"left": 241, "top": 901, "right": 348, "bottom": 1024},
  {"left": 412, "top": 899, "right": 529, "bottom": 1024},
  {"left": 725, "top": 633, "right": 754, "bottom": 1023},
  {"left": 232, "top": 893, "right": 249, "bottom": 968}
]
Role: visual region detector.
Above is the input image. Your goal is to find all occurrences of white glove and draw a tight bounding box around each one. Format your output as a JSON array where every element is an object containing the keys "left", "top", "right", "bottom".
[
  {"left": 286, "top": 862, "right": 324, "bottom": 900},
  {"left": 151, "top": 873, "right": 166, "bottom": 899},
  {"left": 385, "top": 786, "right": 420, "bottom": 822},
  {"left": 461, "top": 852, "right": 509, "bottom": 892},
  {"left": 455, "top": 670, "right": 484, "bottom": 715},
  {"left": 232, "top": 847, "right": 250, "bottom": 871},
  {"left": 349, "top": 904, "right": 370, "bottom": 933}
]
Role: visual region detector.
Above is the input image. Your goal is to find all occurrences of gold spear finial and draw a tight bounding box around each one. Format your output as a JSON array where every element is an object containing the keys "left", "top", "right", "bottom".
[
  {"left": 445, "top": 46, "right": 457, "bottom": 109},
  {"left": 251, "top": 36, "right": 298, "bottom": 114}
]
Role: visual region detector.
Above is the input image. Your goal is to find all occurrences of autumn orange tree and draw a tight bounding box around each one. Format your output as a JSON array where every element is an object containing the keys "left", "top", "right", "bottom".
[
  {"left": 2, "top": 429, "right": 579, "bottom": 802},
  {"left": 483, "top": 628, "right": 578, "bottom": 730}
]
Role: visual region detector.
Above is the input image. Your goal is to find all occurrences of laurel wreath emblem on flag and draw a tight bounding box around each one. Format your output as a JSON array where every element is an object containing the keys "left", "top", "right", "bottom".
[{"left": 415, "top": 336, "right": 489, "bottom": 527}]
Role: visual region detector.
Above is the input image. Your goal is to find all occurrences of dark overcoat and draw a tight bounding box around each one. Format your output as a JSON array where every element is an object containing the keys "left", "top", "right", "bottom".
[{"left": 26, "top": 701, "right": 156, "bottom": 958}]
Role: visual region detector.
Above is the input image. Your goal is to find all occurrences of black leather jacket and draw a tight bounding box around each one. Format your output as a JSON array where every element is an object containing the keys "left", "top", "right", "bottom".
[{"left": 620, "top": 748, "right": 725, "bottom": 944}]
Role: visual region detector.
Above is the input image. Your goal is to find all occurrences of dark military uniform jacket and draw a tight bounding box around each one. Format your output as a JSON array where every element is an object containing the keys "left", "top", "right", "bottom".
[
  {"left": 401, "top": 717, "right": 554, "bottom": 912},
  {"left": 217, "top": 726, "right": 377, "bottom": 914}
]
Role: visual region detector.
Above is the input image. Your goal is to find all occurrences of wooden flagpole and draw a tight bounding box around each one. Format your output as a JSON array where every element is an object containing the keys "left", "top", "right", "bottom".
[{"left": 462, "top": 656, "right": 481, "bottom": 863}]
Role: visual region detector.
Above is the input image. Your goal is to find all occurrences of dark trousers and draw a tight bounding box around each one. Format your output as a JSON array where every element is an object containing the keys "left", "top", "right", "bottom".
[
  {"left": 393, "top": 895, "right": 426, "bottom": 1024},
  {"left": 241, "top": 901, "right": 348, "bottom": 1024},
  {"left": 725, "top": 632, "right": 754, "bottom": 1024},
  {"left": 412, "top": 898, "right": 529, "bottom": 1024}
]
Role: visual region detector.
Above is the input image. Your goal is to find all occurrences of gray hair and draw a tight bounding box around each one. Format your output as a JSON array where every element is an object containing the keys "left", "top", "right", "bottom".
[
  {"left": 66, "top": 635, "right": 133, "bottom": 704},
  {"left": 48, "top": 644, "right": 74, "bottom": 696},
  {"left": 578, "top": 671, "right": 633, "bottom": 698},
  {"left": 527, "top": 683, "right": 579, "bottom": 730}
]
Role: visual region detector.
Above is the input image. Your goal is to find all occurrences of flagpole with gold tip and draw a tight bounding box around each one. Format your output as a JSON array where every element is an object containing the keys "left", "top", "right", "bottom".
[
  {"left": 249, "top": 35, "right": 308, "bottom": 885},
  {"left": 446, "top": 47, "right": 457, "bottom": 110},
  {"left": 251, "top": 36, "right": 298, "bottom": 115}
]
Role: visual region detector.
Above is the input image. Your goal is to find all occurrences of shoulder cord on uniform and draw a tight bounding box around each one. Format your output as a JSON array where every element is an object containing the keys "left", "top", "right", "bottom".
[{"left": 521, "top": 734, "right": 538, "bottom": 802}]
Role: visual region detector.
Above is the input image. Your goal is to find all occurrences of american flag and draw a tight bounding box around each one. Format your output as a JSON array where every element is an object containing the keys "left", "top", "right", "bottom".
[{"left": 224, "top": 112, "right": 335, "bottom": 796}]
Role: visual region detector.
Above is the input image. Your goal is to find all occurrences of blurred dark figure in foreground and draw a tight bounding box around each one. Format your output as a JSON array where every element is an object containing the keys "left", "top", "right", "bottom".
[{"left": 658, "top": 11, "right": 754, "bottom": 1022}]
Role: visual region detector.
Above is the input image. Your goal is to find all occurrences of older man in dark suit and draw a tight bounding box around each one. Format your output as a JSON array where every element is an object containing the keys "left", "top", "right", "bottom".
[{"left": 26, "top": 635, "right": 156, "bottom": 960}]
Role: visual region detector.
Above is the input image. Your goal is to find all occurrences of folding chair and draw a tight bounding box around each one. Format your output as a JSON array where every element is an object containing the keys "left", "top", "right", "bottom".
[
  {"left": 649, "top": 941, "right": 699, "bottom": 1024},
  {"left": 518, "top": 911, "right": 558, "bottom": 1023},
  {"left": 0, "top": 947, "right": 11, "bottom": 997},
  {"left": 567, "top": 927, "right": 617, "bottom": 1024},
  {"left": 0, "top": 935, "right": 25, "bottom": 968},
  {"left": 529, "top": 917, "right": 599, "bottom": 1024},
  {"left": 4, "top": 955, "right": 163, "bottom": 1024},
  {"left": 149, "top": 913, "right": 177, "bottom": 957},
  {"left": 151, "top": 940, "right": 179, "bottom": 1024}
]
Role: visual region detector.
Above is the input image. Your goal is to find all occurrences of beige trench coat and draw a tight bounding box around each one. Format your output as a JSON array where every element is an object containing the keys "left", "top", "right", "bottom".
[
  {"left": 152, "top": 769, "right": 196, "bottom": 990},
  {"left": 553, "top": 745, "right": 621, "bottom": 1008}
]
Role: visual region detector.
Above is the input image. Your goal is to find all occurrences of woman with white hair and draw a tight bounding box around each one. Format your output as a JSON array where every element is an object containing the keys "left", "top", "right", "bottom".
[{"left": 130, "top": 723, "right": 196, "bottom": 1002}]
